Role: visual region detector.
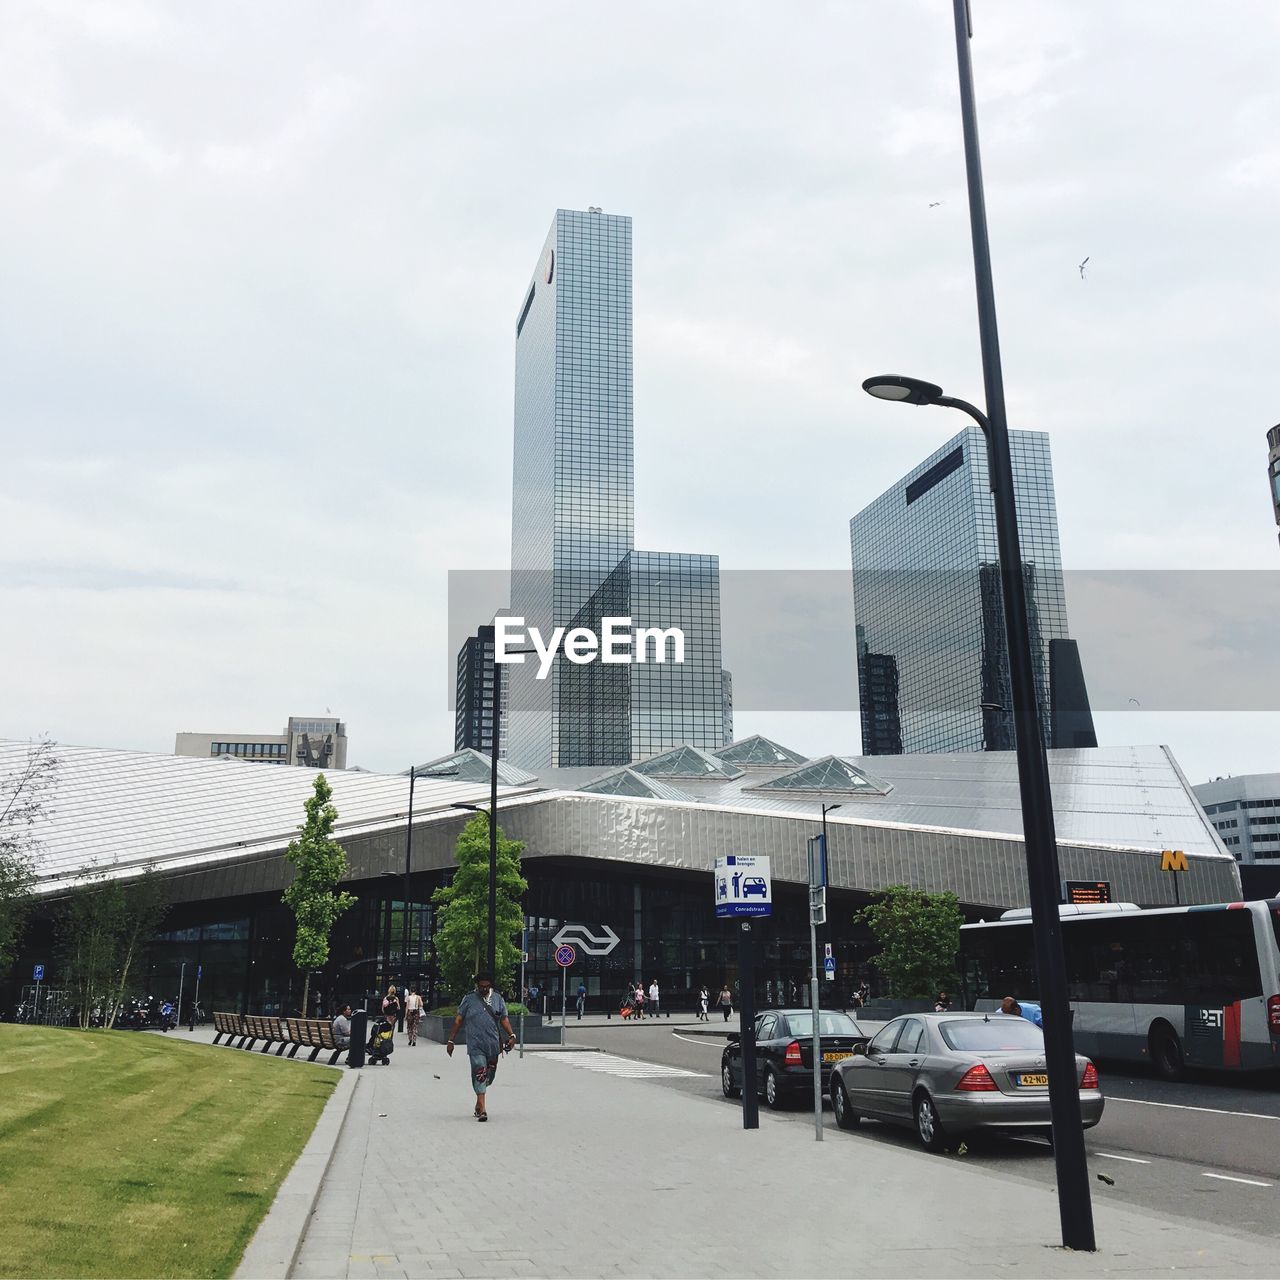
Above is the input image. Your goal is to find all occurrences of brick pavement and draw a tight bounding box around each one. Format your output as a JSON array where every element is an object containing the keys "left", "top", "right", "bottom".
[{"left": 286, "top": 1038, "right": 1278, "bottom": 1279}]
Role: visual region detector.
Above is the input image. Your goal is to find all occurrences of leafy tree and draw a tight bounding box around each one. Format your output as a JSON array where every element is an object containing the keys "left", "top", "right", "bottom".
[
  {"left": 282, "top": 774, "right": 356, "bottom": 1017},
  {"left": 856, "top": 884, "right": 964, "bottom": 1000},
  {"left": 57, "top": 865, "right": 168, "bottom": 1028},
  {"left": 0, "top": 739, "right": 59, "bottom": 977},
  {"left": 431, "top": 814, "right": 527, "bottom": 999}
]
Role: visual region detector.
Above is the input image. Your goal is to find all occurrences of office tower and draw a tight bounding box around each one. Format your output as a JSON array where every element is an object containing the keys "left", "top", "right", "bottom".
[
  {"left": 850, "top": 427, "right": 1090, "bottom": 755},
  {"left": 175, "top": 716, "right": 348, "bottom": 769},
  {"left": 506, "top": 208, "right": 723, "bottom": 767},
  {"left": 1269, "top": 425, "right": 1280, "bottom": 548},
  {"left": 455, "top": 625, "right": 505, "bottom": 755},
  {"left": 1195, "top": 773, "right": 1280, "bottom": 863}
]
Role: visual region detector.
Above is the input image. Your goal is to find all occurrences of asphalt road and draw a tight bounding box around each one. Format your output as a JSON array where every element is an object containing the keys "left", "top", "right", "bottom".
[{"left": 564, "top": 1019, "right": 1280, "bottom": 1240}]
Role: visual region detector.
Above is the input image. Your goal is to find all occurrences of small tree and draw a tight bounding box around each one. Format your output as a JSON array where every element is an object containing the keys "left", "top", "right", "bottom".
[
  {"left": 282, "top": 774, "right": 355, "bottom": 1017},
  {"left": 857, "top": 884, "right": 964, "bottom": 1000},
  {"left": 431, "top": 814, "right": 527, "bottom": 1000},
  {"left": 0, "top": 739, "right": 59, "bottom": 976}
]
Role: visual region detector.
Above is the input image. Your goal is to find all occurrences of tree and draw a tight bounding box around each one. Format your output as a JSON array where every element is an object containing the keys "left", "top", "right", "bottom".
[
  {"left": 0, "top": 739, "right": 59, "bottom": 977},
  {"left": 856, "top": 884, "right": 964, "bottom": 1000},
  {"left": 57, "top": 865, "right": 168, "bottom": 1028},
  {"left": 431, "top": 814, "right": 527, "bottom": 1000},
  {"left": 282, "top": 774, "right": 356, "bottom": 1017}
]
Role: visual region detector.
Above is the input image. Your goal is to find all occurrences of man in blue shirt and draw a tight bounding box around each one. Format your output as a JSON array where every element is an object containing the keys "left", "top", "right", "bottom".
[
  {"left": 998, "top": 995, "right": 1044, "bottom": 1028},
  {"left": 446, "top": 972, "right": 517, "bottom": 1122}
]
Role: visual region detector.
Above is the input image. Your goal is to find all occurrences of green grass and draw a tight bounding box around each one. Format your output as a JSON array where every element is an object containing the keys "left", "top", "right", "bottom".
[{"left": 0, "top": 1026, "right": 337, "bottom": 1279}]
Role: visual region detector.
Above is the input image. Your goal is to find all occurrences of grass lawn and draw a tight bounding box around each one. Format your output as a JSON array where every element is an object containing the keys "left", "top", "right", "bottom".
[{"left": 0, "top": 1026, "right": 337, "bottom": 1279}]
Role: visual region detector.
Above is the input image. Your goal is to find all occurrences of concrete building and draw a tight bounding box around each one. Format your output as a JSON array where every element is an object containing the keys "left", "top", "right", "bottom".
[
  {"left": 850, "top": 427, "right": 1095, "bottom": 756},
  {"left": 174, "top": 716, "right": 347, "bottom": 770},
  {"left": 1194, "top": 773, "right": 1280, "bottom": 864}
]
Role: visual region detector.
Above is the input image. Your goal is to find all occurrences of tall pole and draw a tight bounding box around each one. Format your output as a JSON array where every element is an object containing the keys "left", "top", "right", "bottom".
[
  {"left": 400, "top": 769, "right": 416, "bottom": 1032},
  {"left": 950, "top": 0, "right": 1095, "bottom": 1250},
  {"left": 808, "top": 901, "right": 823, "bottom": 1142},
  {"left": 488, "top": 648, "right": 501, "bottom": 980}
]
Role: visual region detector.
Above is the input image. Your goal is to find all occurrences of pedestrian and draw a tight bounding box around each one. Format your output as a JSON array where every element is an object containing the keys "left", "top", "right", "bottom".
[
  {"left": 648, "top": 978, "right": 660, "bottom": 1019},
  {"left": 382, "top": 984, "right": 402, "bottom": 1028},
  {"left": 332, "top": 1003, "right": 352, "bottom": 1049},
  {"left": 934, "top": 991, "right": 952, "bottom": 1013},
  {"left": 718, "top": 983, "right": 733, "bottom": 1021},
  {"left": 446, "top": 971, "right": 517, "bottom": 1122},
  {"left": 698, "top": 985, "right": 709, "bottom": 1021},
  {"left": 857, "top": 980, "right": 870, "bottom": 1009},
  {"left": 576, "top": 983, "right": 586, "bottom": 1020},
  {"left": 630, "top": 983, "right": 644, "bottom": 1019},
  {"left": 405, "top": 986, "right": 424, "bottom": 1045}
]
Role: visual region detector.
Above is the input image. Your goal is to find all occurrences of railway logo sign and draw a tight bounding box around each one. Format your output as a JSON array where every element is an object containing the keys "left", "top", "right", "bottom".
[
  {"left": 551, "top": 923, "right": 620, "bottom": 956},
  {"left": 554, "top": 944, "right": 577, "bottom": 968},
  {"left": 714, "top": 855, "right": 772, "bottom": 918}
]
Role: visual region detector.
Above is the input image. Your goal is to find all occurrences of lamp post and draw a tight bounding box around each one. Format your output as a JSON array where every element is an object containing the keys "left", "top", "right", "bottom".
[
  {"left": 863, "top": 373, "right": 1094, "bottom": 1248},
  {"left": 820, "top": 803, "right": 841, "bottom": 1009}
]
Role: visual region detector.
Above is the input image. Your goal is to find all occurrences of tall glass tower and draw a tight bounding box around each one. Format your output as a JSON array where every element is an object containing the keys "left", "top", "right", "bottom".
[
  {"left": 507, "top": 208, "right": 724, "bottom": 767},
  {"left": 850, "top": 427, "right": 1087, "bottom": 755}
]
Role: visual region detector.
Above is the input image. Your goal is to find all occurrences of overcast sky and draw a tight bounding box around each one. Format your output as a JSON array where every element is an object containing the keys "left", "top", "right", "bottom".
[{"left": 3, "top": 0, "right": 1278, "bottom": 784}]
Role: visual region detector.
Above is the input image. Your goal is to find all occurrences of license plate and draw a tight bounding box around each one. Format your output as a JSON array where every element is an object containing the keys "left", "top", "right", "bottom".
[
  {"left": 1017, "top": 1072, "right": 1049, "bottom": 1086},
  {"left": 823, "top": 1051, "right": 852, "bottom": 1063}
]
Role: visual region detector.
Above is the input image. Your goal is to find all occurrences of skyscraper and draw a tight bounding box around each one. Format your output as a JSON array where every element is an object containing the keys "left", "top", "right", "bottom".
[
  {"left": 506, "top": 208, "right": 725, "bottom": 767},
  {"left": 850, "top": 427, "right": 1091, "bottom": 755},
  {"left": 454, "top": 624, "right": 504, "bottom": 755}
]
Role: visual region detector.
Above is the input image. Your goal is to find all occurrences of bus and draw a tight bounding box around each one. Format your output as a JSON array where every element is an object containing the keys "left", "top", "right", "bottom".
[{"left": 959, "top": 900, "right": 1280, "bottom": 1078}]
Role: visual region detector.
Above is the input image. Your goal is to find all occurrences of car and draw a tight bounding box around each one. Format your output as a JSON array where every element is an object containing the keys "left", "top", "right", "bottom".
[
  {"left": 742, "top": 877, "right": 768, "bottom": 898},
  {"left": 721, "top": 1008, "right": 869, "bottom": 1109},
  {"left": 829, "top": 1012, "right": 1104, "bottom": 1152}
]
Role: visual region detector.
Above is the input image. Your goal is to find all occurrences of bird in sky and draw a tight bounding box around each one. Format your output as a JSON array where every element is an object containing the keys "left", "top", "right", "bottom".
[
  {"left": 1078, "top": 256, "right": 1090, "bottom": 279},
  {"left": 929, "top": 201, "right": 943, "bottom": 208}
]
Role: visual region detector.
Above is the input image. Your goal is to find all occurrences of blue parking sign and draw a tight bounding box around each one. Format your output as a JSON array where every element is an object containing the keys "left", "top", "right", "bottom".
[{"left": 33, "top": 964, "right": 44, "bottom": 982}]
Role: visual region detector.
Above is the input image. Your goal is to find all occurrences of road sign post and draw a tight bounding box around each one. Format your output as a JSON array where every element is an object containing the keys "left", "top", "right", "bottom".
[
  {"left": 807, "top": 835, "right": 827, "bottom": 1142},
  {"left": 714, "top": 857, "right": 772, "bottom": 1132},
  {"left": 519, "top": 926, "right": 528, "bottom": 1058},
  {"left": 32, "top": 964, "right": 43, "bottom": 1023},
  {"left": 554, "top": 943, "right": 576, "bottom": 1035},
  {"left": 1161, "top": 850, "right": 1187, "bottom": 906}
]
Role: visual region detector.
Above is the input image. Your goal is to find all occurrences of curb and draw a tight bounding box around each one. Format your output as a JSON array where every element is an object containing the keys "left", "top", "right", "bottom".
[{"left": 234, "top": 1066, "right": 361, "bottom": 1279}]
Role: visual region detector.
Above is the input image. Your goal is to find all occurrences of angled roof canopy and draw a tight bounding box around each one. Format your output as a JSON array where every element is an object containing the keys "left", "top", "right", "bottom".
[
  {"left": 631, "top": 745, "right": 743, "bottom": 780},
  {"left": 577, "top": 768, "right": 696, "bottom": 803},
  {"left": 411, "top": 749, "right": 539, "bottom": 787},
  {"left": 749, "top": 756, "right": 892, "bottom": 796},
  {"left": 717, "top": 735, "right": 809, "bottom": 767}
]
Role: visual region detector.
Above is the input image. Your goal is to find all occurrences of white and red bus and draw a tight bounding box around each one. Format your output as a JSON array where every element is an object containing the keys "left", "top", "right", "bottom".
[{"left": 959, "top": 900, "right": 1280, "bottom": 1078}]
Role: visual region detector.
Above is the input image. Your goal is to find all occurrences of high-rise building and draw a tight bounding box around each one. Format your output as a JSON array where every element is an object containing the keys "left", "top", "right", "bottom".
[
  {"left": 850, "top": 427, "right": 1092, "bottom": 755},
  {"left": 505, "top": 208, "right": 724, "bottom": 767},
  {"left": 175, "top": 716, "right": 348, "bottom": 769},
  {"left": 454, "top": 625, "right": 506, "bottom": 756},
  {"left": 1194, "top": 773, "right": 1280, "bottom": 863},
  {"left": 1268, "top": 425, "right": 1280, "bottom": 547}
]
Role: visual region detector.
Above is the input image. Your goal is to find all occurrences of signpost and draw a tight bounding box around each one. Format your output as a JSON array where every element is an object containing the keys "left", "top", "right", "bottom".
[
  {"left": 519, "top": 926, "right": 528, "bottom": 1058},
  {"left": 715, "top": 856, "right": 772, "bottom": 1131},
  {"left": 32, "top": 964, "right": 43, "bottom": 1023},
  {"left": 554, "top": 943, "right": 576, "bottom": 1030},
  {"left": 1161, "top": 850, "right": 1188, "bottom": 907},
  {"left": 806, "top": 835, "right": 827, "bottom": 1141}
]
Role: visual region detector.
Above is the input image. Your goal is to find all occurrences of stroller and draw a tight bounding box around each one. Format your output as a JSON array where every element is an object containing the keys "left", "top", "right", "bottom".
[{"left": 367, "top": 1022, "right": 395, "bottom": 1065}]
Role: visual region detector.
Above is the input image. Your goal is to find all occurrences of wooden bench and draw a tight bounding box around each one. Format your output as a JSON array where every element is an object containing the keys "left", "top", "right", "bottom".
[
  {"left": 211, "top": 1011, "right": 346, "bottom": 1065},
  {"left": 243, "top": 1013, "right": 286, "bottom": 1053},
  {"left": 212, "top": 1010, "right": 246, "bottom": 1046},
  {"left": 284, "top": 1018, "right": 346, "bottom": 1065}
]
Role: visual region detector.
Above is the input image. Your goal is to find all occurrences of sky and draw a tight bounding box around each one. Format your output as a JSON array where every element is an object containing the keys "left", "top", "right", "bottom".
[{"left": 2, "top": 0, "right": 1278, "bottom": 785}]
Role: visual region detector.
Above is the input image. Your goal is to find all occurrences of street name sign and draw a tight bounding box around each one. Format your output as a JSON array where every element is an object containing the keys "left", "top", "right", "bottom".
[
  {"left": 714, "top": 855, "right": 772, "bottom": 918},
  {"left": 554, "top": 944, "right": 577, "bottom": 968}
]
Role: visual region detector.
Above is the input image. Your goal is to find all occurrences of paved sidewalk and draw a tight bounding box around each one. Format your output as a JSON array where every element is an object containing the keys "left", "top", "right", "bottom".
[{"left": 284, "top": 1038, "right": 1277, "bottom": 1279}]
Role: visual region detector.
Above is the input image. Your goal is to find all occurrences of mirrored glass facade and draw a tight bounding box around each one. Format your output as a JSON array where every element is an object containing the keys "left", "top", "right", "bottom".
[
  {"left": 507, "top": 209, "right": 724, "bottom": 766},
  {"left": 850, "top": 427, "right": 1074, "bottom": 754}
]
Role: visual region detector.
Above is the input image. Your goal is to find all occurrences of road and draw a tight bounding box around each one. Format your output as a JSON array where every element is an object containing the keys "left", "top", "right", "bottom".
[{"left": 558, "top": 1017, "right": 1280, "bottom": 1240}]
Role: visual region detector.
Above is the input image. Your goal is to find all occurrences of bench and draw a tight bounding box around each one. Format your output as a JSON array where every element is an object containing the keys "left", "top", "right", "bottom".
[{"left": 211, "top": 1011, "right": 346, "bottom": 1065}]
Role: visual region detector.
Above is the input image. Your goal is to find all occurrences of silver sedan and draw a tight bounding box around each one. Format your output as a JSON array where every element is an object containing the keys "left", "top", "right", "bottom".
[{"left": 829, "top": 1012, "right": 1104, "bottom": 1152}]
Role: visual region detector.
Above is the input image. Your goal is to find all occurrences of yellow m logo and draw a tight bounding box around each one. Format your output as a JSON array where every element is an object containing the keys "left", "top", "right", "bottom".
[{"left": 1161, "top": 849, "right": 1188, "bottom": 873}]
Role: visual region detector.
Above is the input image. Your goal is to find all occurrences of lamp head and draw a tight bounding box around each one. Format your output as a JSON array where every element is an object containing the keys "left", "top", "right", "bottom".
[{"left": 862, "top": 375, "right": 945, "bottom": 406}]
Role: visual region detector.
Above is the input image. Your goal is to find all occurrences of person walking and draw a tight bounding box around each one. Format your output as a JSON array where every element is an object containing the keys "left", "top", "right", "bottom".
[
  {"left": 718, "top": 983, "right": 733, "bottom": 1021},
  {"left": 647, "top": 979, "right": 660, "bottom": 1019},
  {"left": 632, "top": 982, "right": 646, "bottom": 1019},
  {"left": 382, "top": 984, "right": 402, "bottom": 1029},
  {"left": 575, "top": 983, "right": 586, "bottom": 1020},
  {"left": 446, "top": 971, "right": 517, "bottom": 1121},
  {"left": 698, "top": 985, "right": 709, "bottom": 1021},
  {"left": 405, "top": 987, "right": 424, "bottom": 1045}
]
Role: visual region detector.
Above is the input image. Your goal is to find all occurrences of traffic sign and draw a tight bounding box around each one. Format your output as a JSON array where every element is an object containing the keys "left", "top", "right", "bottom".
[
  {"left": 554, "top": 944, "right": 576, "bottom": 968},
  {"left": 823, "top": 956, "right": 836, "bottom": 981},
  {"left": 32, "top": 964, "right": 44, "bottom": 982},
  {"left": 714, "top": 855, "right": 772, "bottom": 918},
  {"left": 197, "top": 965, "right": 202, "bottom": 980},
  {"left": 823, "top": 942, "right": 833, "bottom": 960}
]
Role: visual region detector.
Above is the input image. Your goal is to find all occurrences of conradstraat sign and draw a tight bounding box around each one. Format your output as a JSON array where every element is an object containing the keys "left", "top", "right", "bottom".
[{"left": 495, "top": 616, "right": 685, "bottom": 679}]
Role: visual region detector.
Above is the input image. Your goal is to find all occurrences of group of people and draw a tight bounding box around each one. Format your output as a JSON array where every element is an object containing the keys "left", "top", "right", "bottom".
[
  {"left": 328, "top": 984, "right": 427, "bottom": 1065},
  {"left": 621, "top": 979, "right": 662, "bottom": 1018}
]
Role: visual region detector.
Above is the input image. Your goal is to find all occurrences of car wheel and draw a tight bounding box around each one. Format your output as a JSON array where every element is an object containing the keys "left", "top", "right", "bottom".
[
  {"left": 764, "top": 1069, "right": 786, "bottom": 1109},
  {"left": 1150, "top": 1022, "right": 1185, "bottom": 1081},
  {"left": 914, "top": 1091, "right": 948, "bottom": 1153},
  {"left": 721, "top": 1060, "right": 740, "bottom": 1098},
  {"left": 832, "top": 1078, "right": 860, "bottom": 1130}
]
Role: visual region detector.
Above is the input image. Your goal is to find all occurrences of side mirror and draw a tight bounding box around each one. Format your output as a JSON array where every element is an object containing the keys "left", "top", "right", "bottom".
[{"left": 852, "top": 1042, "right": 868, "bottom": 1056}]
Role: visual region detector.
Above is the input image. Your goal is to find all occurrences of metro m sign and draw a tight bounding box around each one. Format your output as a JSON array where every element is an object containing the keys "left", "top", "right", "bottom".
[{"left": 1161, "top": 849, "right": 1188, "bottom": 873}]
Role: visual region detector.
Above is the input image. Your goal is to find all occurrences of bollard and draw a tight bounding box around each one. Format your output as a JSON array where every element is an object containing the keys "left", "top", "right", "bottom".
[{"left": 348, "top": 1009, "right": 368, "bottom": 1068}]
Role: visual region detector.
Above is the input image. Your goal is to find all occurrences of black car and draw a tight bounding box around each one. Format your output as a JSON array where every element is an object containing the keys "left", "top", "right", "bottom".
[{"left": 721, "top": 1008, "right": 869, "bottom": 1109}]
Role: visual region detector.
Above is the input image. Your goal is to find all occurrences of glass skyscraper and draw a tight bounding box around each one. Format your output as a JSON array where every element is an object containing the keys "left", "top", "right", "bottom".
[
  {"left": 850, "top": 427, "right": 1085, "bottom": 755},
  {"left": 507, "top": 208, "right": 725, "bottom": 767}
]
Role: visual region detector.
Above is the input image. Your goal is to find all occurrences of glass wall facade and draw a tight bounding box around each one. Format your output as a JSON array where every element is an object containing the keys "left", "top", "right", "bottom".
[
  {"left": 850, "top": 427, "right": 1072, "bottom": 754},
  {"left": 507, "top": 209, "right": 724, "bottom": 766}
]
